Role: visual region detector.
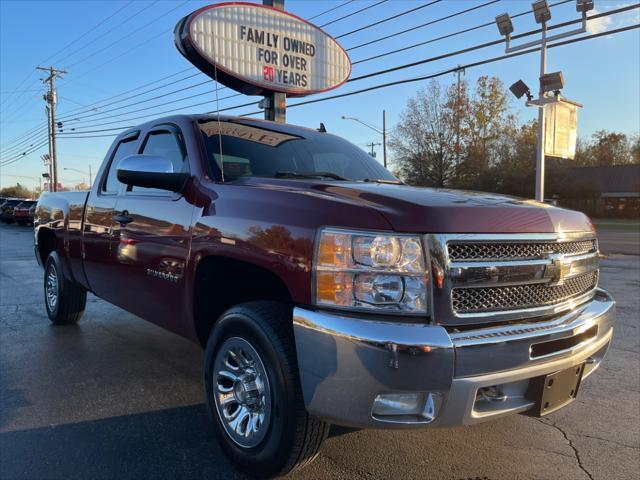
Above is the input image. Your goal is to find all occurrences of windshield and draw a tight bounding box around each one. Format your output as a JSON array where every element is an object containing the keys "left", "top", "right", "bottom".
[{"left": 199, "top": 120, "right": 395, "bottom": 182}]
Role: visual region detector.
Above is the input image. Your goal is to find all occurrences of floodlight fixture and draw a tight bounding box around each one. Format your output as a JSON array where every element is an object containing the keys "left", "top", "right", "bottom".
[
  {"left": 540, "top": 71, "right": 564, "bottom": 94},
  {"left": 532, "top": 0, "right": 551, "bottom": 24},
  {"left": 576, "top": 0, "right": 594, "bottom": 13},
  {"left": 495, "top": 13, "right": 514, "bottom": 36},
  {"left": 510, "top": 80, "right": 532, "bottom": 100}
]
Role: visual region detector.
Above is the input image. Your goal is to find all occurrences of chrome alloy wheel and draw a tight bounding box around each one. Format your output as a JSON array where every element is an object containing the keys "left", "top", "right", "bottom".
[
  {"left": 45, "top": 265, "right": 59, "bottom": 311},
  {"left": 213, "top": 337, "right": 271, "bottom": 448}
]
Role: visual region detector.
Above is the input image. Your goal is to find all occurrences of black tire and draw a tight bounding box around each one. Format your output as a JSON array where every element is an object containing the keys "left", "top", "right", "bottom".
[
  {"left": 44, "top": 252, "right": 87, "bottom": 325},
  {"left": 204, "top": 301, "right": 329, "bottom": 478}
]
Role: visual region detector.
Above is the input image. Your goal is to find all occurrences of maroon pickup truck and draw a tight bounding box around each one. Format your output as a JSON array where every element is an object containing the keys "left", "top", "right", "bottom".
[{"left": 35, "top": 114, "right": 615, "bottom": 477}]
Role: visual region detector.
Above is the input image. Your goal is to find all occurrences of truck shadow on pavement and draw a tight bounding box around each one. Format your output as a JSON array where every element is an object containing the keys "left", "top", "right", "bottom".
[{"left": 0, "top": 405, "right": 249, "bottom": 480}]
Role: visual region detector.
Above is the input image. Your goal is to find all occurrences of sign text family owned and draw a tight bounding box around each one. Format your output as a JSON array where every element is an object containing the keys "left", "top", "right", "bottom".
[{"left": 240, "top": 25, "right": 315, "bottom": 88}]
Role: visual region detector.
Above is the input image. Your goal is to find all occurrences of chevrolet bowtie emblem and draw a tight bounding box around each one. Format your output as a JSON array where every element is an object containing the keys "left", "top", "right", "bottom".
[{"left": 543, "top": 253, "right": 572, "bottom": 286}]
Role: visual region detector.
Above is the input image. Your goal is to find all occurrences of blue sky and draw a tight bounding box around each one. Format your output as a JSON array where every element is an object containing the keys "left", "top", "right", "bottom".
[{"left": 1, "top": 0, "right": 639, "bottom": 189}]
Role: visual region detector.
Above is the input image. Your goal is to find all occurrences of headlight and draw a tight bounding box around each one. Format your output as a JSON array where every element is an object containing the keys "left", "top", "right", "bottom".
[{"left": 314, "top": 228, "right": 428, "bottom": 314}]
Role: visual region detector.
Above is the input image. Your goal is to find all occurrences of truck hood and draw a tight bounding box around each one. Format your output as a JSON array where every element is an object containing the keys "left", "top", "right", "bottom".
[{"left": 238, "top": 178, "right": 593, "bottom": 234}]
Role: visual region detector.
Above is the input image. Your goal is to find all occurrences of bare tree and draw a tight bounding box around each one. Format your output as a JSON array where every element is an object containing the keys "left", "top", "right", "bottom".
[{"left": 389, "top": 80, "right": 458, "bottom": 187}]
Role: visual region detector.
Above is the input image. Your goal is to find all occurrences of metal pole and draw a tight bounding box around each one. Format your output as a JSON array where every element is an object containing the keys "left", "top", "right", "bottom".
[
  {"left": 38, "top": 66, "right": 66, "bottom": 192},
  {"left": 535, "top": 24, "right": 547, "bottom": 202},
  {"left": 263, "top": 0, "right": 286, "bottom": 123},
  {"left": 89, "top": 165, "right": 92, "bottom": 187},
  {"left": 382, "top": 110, "right": 387, "bottom": 169},
  {"left": 50, "top": 71, "right": 59, "bottom": 193},
  {"left": 45, "top": 107, "right": 53, "bottom": 192}
]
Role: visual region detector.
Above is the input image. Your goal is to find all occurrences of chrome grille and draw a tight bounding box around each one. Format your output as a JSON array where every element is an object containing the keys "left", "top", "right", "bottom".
[
  {"left": 448, "top": 239, "right": 597, "bottom": 262},
  {"left": 427, "top": 233, "right": 600, "bottom": 326},
  {"left": 452, "top": 271, "right": 598, "bottom": 314}
]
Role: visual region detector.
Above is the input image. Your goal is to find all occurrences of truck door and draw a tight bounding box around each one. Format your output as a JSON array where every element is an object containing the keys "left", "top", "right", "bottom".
[
  {"left": 83, "top": 131, "right": 140, "bottom": 302},
  {"left": 111, "top": 124, "right": 195, "bottom": 336}
]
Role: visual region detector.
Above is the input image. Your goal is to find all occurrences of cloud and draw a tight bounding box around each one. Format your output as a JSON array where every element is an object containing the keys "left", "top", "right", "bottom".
[
  {"left": 587, "top": 9, "right": 613, "bottom": 33},
  {"left": 587, "top": 5, "right": 639, "bottom": 34}
]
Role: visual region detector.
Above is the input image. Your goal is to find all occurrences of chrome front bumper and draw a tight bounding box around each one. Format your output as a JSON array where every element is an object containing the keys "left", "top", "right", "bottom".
[{"left": 293, "top": 289, "right": 615, "bottom": 428}]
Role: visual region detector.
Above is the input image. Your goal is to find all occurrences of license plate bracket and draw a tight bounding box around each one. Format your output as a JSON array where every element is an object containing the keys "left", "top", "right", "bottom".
[{"left": 528, "top": 363, "right": 585, "bottom": 416}]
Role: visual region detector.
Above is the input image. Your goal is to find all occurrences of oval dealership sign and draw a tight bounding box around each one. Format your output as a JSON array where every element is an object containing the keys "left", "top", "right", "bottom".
[{"left": 174, "top": 2, "right": 351, "bottom": 97}]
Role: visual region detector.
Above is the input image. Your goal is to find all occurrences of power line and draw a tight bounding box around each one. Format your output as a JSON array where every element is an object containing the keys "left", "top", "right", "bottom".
[
  {"left": 319, "top": 0, "right": 389, "bottom": 28},
  {"left": 4, "top": 2, "right": 637, "bottom": 157},
  {"left": 346, "top": 0, "right": 504, "bottom": 52},
  {"left": 59, "top": 0, "right": 632, "bottom": 128},
  {"left": 1, "top": 134, "right": 48, "bottom": 158},
  {"left": 64, "top": 92, "right": 243, "bottom": 131},
  {"left": 56, "top": 69, "right": 197, "bottom": 119},
  {"left": 0, "top": 138, "right": 50, "bottom": 167},
  {"left": 45, "top": 1, "right": 136, "bottom": 66},
  {"left": 66, "top": 1, "right": 189, "bottom": 69},
  {"left": 348, "top": 3, "right": 639, "bottom": 84},
  {"left": 41, "top": 8, "right": 640, "bottom": 138},
  {"left": 0, "top": 124, "right": 47, "bottom": 153},
  {"left": 64, "top": 79, "right": 214, "bottom": 122},
  {"left": 0, "top": 1, "right": 136, "bottom": 117},
  {"left": 59, "top": 21, "right": 640, "bottom": 139},
  {"left": 335, "top": 1, "right": 442, "bottom": 39},
  {"left": 54, "top": 1, "right": 161, "bottom": 66},
  {"left": 6, "top": 0, "right": 453, "bottom": 129},
  {"left": 58, "top": 99, "right": 258, "bottom": 136},
  {"left": 290, "top": 23, "right": 640, "bottom": 110},
  {"left": 308, "top": 0, "right": 357, "bottom": 21}
]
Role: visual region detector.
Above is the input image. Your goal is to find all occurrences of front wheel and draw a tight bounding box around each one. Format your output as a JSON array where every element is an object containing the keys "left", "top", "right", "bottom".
[
  {"left": 44, "top": 252, "right": 87, "bottom": 325},
  {"left": 204, "top": 302, "right": 329, "bottom": 477}
]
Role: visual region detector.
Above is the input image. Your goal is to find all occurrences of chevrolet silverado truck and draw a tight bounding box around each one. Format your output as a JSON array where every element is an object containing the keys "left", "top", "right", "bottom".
[{"left": 35, "top": 114, "right": 615, "bottom": 477}]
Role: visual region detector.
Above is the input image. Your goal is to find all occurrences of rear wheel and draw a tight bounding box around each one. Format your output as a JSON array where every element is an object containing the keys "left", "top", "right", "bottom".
[
  {"left": 204, "top": 302, "right": 329, "bottom": 477},
  {"left": 44, "top": 252, "right": 87, "bottom": 325}
]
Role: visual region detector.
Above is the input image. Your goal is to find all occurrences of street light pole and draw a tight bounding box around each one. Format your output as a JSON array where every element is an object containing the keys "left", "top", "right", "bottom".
[
  {"left": 496, "top": 0, "right": 594, "bottom": 202},
  {"left": 382, "top": 110, "right": 387, "bottom": 169},
  {"left": 342, "top": 113, "right": 387, "bottom": 168},
  {"left": 63, "top": 166, "right": 93, "bottom": 187},
  {"left": 535, "top": 23, "right": 548, "bottom": 202}
]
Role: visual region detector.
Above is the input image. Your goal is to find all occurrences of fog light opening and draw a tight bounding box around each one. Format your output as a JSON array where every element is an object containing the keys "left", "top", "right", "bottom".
[
  {"left": 372, "top": 392, "right": 439, "bottom": 423},
  {"left": 478, "top": 385, "right": 507, "bottom": 403}
]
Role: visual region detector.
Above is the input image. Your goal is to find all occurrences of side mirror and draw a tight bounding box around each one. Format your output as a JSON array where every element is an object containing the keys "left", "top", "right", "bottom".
[{"left": 117, "top": 154, "right": 189, "bottom": 193}]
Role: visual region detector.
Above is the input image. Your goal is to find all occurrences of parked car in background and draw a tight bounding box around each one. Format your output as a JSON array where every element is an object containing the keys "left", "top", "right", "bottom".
[
  {"left": 13, "top": 200, "right": 37, "bottom": 226},
  {"left": 0, "top": 199, "right": 25, "bottom": 223},
  {"left": 28, "top": 203, "right": 36, "bottom": 225}
]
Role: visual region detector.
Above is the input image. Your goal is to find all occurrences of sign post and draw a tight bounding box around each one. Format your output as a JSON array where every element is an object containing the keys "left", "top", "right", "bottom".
[
  {"left": 263, "top": 0, "right": 286, "bottom": 123},
  {"left": 174, "top": 2, "right": 351, "bottom": 123}
]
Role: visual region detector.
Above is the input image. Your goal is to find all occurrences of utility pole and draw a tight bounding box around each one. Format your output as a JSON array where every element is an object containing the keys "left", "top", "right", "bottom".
[
  {"left": 262, "top": 0, "right": 286, "bottom": 123},
  {"left": 365, "top": 141, "right": 381, "bottom": 158},
  {"left": 37, "top": 66, "right": 66, "bottom": 192}
]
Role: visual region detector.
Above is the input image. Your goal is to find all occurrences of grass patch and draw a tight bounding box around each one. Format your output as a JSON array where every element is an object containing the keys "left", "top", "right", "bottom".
[{"left": 592, "top": 218, "right": 640, "bottom": 232}]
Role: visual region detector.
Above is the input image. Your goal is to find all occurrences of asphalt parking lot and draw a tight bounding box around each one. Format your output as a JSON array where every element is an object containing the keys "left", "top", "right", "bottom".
[{"left": 1, "top": 222, "right": 638, "bottom": 480}]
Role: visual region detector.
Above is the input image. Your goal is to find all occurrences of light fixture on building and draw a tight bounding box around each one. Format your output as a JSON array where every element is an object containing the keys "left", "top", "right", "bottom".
[
  {"left": 540, "top": 71, "right": 565, "bottom": 94},
  {"left": 510, "top": 80, "right": 533, "bottom": 100},
  {"left": 576, "top": 0, "right": 595, "bottom": 13},
  {"left": 532, "top": 0, "right": 552, "bottom": 24},
  {"left": 495, "top": 13, "right": 514, "bottom": 36}
]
